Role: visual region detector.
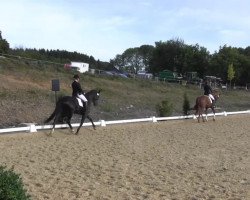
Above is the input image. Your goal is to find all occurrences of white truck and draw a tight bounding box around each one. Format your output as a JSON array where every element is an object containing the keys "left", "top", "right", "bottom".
[{"left": 64, "top": 62, "right": 89, "bottom": 73}]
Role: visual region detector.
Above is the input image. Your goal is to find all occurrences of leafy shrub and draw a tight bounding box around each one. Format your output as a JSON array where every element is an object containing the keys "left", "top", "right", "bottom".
[
  {"left": 0, "top": 166, "right": 31, "bottom": 200},
  {"left": 156, "top": 99, "right": 173, "bottom": 117},
  {"left": 182, "top": 92, "right": 190, "bottom": 115}
]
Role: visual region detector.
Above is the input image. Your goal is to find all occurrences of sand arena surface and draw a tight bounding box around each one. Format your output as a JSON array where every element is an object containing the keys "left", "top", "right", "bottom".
[{"left": 0, "top": 115, "right": 250, "bottom": 200}]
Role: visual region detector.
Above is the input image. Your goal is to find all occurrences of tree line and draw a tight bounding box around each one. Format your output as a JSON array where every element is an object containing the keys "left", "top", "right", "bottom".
[
  {"left": 0, "top": 31, "right": 113, "bottom": 71},
  {"left": 112, "top": 39, "right": 250, "bottom": 85},
  {"left": 1, "top": 31, "right": 250, "bottom": 85}
]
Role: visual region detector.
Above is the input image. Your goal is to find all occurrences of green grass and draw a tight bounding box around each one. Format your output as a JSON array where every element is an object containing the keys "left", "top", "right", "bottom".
[{"left": 1, "top": 57, "right": 250, "bottom": 124}]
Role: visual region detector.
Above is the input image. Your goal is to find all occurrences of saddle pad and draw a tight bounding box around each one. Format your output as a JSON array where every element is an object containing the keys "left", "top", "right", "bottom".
[
  {"left": 76, "top": 98, "right": 83, "bottom": 107},
  {"left": 208, "top": 96, "right": 212, "bottom": 103}
]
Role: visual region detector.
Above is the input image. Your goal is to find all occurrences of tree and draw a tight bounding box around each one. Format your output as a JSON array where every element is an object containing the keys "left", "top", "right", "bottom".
[
  {"left": 112, "top": 54, "right": 125, "bottom": 70},
  {"left": 149, "top": 39, "right": 186, "bottom": 74},
  {"left": 0, "top": 31, "right": 10, "bottom": 53},
  {"left": 138, "top": 45, "right": 154, "bottom": 71},
  {"left": 148, "top": 39, "right": 210, "bottom": 77},
  {"left": 113, "top": 47, "right": 150, "bottom": 73},
  {"left": 227, "top": 63, "right": 235, "bottom": 89}
]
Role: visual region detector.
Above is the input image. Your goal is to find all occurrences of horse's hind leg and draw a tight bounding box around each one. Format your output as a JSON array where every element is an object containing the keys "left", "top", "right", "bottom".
[
  {"left": 202, "top": 114, "right": 206, "bottom": 122},
  {"left": 197, "top": 107, "right": 202, "bottom": 123},
  {"left": 48, "top": 113, "right": 61, "bottom": 136},
  {"left": 65, "top": 111, "right": 74, "bottom": 134},
  {"left": 205, "top": 109, "right": 208, "bottom": 122},
  {"left": 201, "top": 108, "right": 206, "bottom": 122}
]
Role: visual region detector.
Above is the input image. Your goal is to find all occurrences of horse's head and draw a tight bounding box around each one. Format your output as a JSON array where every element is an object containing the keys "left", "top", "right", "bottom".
[
  {"left": 86, "top": 89, "right": 101, "bottom": 106},
  {"left": 212, "top": 89, "right": 220, "bottom": 100}
]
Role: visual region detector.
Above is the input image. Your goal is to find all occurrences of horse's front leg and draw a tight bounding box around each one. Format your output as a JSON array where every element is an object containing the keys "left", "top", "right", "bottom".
[
  {"left": 75, "top": 114, "right": 87, "bottom": 135},
  {"left": 87, "top": 115, "right": 96, "bottom": 130},
  {"left": 211, "top": 108, "right": 216, "bottom": 121}
]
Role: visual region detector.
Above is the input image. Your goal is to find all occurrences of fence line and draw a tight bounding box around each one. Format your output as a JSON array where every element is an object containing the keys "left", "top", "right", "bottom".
[{"left": 0, "top": 110, "right": 249, "bottom": 134}]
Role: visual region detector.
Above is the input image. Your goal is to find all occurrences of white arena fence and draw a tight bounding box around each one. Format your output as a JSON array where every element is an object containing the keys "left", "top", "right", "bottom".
[{"left": 0, "top": 110, "right": 250, "bottom": 134}]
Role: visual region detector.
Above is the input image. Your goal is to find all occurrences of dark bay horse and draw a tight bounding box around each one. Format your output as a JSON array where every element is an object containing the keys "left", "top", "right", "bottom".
[
  {"left": 193, "top": 90, "right": 220, "bottom": 122},
  {"left": 44, "top": 89, "right": 101, "bottom": 135}
]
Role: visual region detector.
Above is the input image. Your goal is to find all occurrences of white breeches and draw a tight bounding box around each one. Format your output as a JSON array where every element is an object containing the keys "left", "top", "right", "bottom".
[
  {"left": 77, "top": 94, "right": 88, "bottom": 102},
  {"left": 209, "top": 94, "right": 215, "bottom": 101}
]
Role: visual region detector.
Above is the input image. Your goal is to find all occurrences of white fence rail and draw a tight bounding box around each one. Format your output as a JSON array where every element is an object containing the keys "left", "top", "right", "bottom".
[{"left": 0, "top": 110, "right": 250, "bottom": 134}]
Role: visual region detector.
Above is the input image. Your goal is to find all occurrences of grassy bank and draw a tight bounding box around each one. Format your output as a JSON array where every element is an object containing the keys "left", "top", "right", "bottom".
[{"left": 0, "top": 57, "right": 250, "bottom": 127}]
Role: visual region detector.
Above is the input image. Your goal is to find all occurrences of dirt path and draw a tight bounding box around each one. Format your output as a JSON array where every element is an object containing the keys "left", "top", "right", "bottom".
[{"left": 0, "top": 115, "right": 249, "bottom": 200}]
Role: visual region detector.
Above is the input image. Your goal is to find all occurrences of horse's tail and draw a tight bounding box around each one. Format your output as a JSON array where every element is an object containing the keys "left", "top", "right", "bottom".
[
  {"left": 44, "top": 109, "right": 56, "bottom": 123},
  {"left": 189, "top": 104, "right": 197, "bottom": 110}
]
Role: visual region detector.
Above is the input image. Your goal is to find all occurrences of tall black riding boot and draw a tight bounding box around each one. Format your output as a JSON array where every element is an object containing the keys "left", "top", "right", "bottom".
[
  {"left": 83, "top": 101, "right": 87, "bottom": 111},
  {"left": 212, "top": 100, "right": 216, "bottom": 108}
]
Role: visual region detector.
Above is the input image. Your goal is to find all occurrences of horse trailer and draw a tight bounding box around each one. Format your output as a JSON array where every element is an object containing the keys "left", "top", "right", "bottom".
[{"left": 64, "top": 62, "right": 89, "bottom": 73}]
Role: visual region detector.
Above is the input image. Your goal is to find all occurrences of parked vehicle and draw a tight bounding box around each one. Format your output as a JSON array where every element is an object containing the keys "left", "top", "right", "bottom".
[
  {"left": 158, "top": 69, "right": 182, "bottom": 82},
  {"left": 64, "top": 62, "right": 89, "bottom": 73},
  {"left": 185, "top": 72, "right": 202, "bottom": 84}
]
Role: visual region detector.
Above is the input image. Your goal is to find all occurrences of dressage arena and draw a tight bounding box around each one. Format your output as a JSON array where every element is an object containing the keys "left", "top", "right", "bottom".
[{"left": 0, "top": 115, "right": 249, "bottom": 200}]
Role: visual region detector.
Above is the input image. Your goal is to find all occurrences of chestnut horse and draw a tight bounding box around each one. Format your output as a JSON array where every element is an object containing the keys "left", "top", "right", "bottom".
[{"left": 193, "top": 90, "right": 220, "bottom": 122}]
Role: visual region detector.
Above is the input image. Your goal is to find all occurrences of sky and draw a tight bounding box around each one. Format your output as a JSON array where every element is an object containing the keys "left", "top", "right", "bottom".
[{"left": 0, "top": 0, "right": 250, "bottom": 62}]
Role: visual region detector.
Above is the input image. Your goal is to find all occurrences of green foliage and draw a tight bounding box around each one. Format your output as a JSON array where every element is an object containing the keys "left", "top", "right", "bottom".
[
  {"left": 0, "top": 166, "right": 31, "bottom": 200},
  {"left": 113, "top": 45, "right": 154, "bottom": 73},
  {"left": 182, "top": 92, "right": 190, "bottom": 115},
  {"left": 0, "top": 31, "right": 10, "bottom": 53},
  {"left": 156, "top": 99, "right": 173, "bottom": 117},
  {"left": 227, "top": 63, "right": 235, "bottom": 88},
  {"left": 1, "top": 30, "right": 250, "bottom": 85}
]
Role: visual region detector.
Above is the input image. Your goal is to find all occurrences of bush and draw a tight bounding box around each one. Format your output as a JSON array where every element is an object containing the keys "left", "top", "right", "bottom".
[
  {"left": 0, "top": 166, "right": 31, "bottom": 200},
  {"left": 156, "top": 99, "right": 173, "bottom": 117},
  {"left": 182, "top": 92, "right": 190, "bottom": 115}
]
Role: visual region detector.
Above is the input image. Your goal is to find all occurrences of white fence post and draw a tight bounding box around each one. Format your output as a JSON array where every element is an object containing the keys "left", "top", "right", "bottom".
[
  {"left": 152, "top": 116, "right": 157, "bottom": 123},
  {"left": 29, "top": 124, "right": 37, "bottom": 133},
  {"left": 100, "top": 120, "right": 106, "bottom": 127}
]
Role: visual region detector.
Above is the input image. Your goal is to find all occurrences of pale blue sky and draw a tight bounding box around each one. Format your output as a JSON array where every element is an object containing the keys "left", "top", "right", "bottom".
[{"left": 1, "top": 0, "right": 250, "bottom": 61}]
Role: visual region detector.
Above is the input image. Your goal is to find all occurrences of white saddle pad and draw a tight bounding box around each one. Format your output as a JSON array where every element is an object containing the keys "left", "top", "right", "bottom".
[
  {"left": 76, "top": 98, "right": 83, "bottom": 107},
  {"left": 208, "top": 96, "right": 212, "bottom": 103}
]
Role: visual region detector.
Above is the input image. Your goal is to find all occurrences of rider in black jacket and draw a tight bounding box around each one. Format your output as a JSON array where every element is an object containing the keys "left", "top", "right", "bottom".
[
  {"left": 72, "top": 74, "right": 88, "bottom": 108},
  {"left": 204, "top": 81, "right": 215, "bottom": 108}
]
